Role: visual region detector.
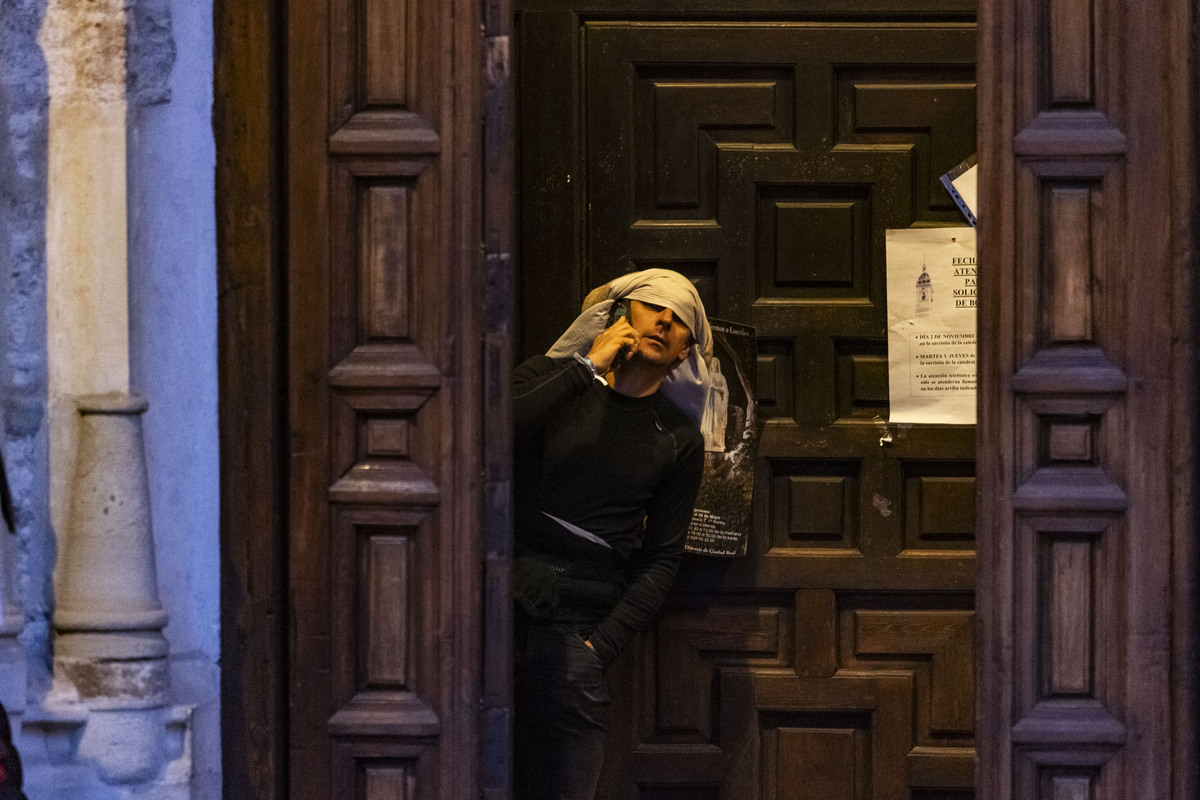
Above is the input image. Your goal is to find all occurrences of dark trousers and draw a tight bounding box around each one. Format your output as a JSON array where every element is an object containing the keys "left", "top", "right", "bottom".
[{"left": 513, "top": 614, "right": 610, "bottom": 800}]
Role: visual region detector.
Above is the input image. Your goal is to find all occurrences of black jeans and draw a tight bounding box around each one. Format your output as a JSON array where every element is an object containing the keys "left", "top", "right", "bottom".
[{"left": 513, "top": 612, "right": 610, "bottom": 800}]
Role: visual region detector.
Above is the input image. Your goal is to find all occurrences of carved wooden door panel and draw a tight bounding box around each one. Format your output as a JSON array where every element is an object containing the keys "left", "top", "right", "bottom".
[
  {"left": 976, "top": 0, "right": 1200, "bottom": 795},
  {"left": 286, "top": 0, "right": 487, "bottom": 798},
  {"left": 518, "top": 6, "right": 977, "bottom": 799}
]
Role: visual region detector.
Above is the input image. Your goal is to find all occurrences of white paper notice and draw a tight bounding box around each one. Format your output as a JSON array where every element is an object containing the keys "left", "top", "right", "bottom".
[{"left": 886, "top": 227, "right": 978, "bottom": 425}]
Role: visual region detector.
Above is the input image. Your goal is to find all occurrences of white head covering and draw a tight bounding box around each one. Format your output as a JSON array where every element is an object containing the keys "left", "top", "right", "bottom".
[{"left": 546, "top": 268, "right": 712, "bottom": 422}]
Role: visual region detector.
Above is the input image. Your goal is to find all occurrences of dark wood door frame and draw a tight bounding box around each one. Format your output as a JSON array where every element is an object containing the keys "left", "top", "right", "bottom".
[
  {"left": 516, "top": 9, "right": 979, "bottom": 797},
  {"left": 215, "top": 0, "right": 515, "bottom": 797},
  {"left": 215, "top": 0, "right": 288, "bottom": 796},
  {"left": 214, "top": 0, "right": 1197, "bottom": 797},
  {"left": 975, "top": 0, "right": 1199, "bottom": 795}
]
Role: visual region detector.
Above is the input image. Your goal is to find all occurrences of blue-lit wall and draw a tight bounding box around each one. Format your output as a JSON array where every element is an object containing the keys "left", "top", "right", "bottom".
[{"left": 0, "top": 0, "right": 220, "bottom": 795}]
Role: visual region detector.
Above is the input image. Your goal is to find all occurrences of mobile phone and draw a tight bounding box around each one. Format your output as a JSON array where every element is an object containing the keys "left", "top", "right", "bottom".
[{"left": 609, "top": 299, "right": 630, "bottom": 325}]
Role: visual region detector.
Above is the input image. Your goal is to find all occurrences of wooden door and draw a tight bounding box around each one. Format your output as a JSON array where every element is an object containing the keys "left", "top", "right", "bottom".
[
  {"left": 282, "top": 0, "right": 500, "bottom": 798},
  {"left": 976, "top": 0, "right": 1200, "bottom": 795},
  {"left": 517, "top": 5, "right": 978, "bottom": 798}
]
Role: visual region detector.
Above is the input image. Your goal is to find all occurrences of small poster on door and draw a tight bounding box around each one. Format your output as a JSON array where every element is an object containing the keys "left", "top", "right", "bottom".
[
  {"left": 886, "top": 227, "right": 978, "bottom": 425},
  {"left": 685, "top": 319, "right": 759, "bottom": 557}
]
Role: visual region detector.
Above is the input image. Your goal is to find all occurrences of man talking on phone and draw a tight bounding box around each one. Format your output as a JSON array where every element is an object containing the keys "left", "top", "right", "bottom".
[{"left": 512, "top": 268, "right": 710, "bottom": 800}]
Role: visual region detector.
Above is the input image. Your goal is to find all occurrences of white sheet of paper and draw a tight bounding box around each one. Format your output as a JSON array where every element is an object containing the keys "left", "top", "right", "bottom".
[
  {"left": 951, "top": 163, "right": 978, "bottom": 222},
  {"left": 886, "top": 227, "right": 978, "bottom": 425}
]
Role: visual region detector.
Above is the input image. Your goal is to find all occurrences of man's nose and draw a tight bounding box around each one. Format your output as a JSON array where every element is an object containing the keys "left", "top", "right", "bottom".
[{"left": 656, "top": 308, "right": 675, "bottom": 327}]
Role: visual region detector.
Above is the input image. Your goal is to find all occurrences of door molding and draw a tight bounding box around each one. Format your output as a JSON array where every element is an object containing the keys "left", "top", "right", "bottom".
[
  {"left": 216, "top": 0, "right": 513, "bottom": 797},
  {"left": 215, "top": 0, "right": 288, "bottom": 796},
  {"left": 976, "top": 0, "right": 1198, "bottom": 794}
]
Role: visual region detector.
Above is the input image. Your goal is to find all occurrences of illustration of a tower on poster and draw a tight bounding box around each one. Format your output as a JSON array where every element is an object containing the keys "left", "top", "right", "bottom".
[{"left": 915, "top": 257, "right": 933, "bottom": 316}]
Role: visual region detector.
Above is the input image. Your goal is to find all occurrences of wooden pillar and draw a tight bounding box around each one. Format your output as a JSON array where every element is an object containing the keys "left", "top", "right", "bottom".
[
  {"left": 976, "top": 0, "right": 1198, "bottom": 796},
  {"left": 214, "top": 0, "right": 287, "bottom": 795},
  {"left": 482, "top": 0, "right": 515, "bottom": 795}
]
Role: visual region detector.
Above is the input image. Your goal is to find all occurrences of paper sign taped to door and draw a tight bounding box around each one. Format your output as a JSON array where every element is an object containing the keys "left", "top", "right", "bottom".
[{"left": 886, "top": 227, "right": 978, "bottom": 425}]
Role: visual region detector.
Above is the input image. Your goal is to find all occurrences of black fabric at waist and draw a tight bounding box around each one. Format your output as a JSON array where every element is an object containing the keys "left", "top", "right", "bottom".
[
  {"left": 557, "top": 575, "right": 623, "bottom": 610},
  {"left": 514, "top": 543, "right": 624, "bottom": 584},
  {"left": 511, "top": 544, "right": 626, "bottom": 615},
  {"left": 514, "top": 508, "right": 626, "bottom": 576}
]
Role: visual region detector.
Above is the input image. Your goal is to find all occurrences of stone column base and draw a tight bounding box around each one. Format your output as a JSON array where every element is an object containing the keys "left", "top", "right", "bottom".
[
  {"left": 53, "top": 656, "right": 169, "bottom": 711},
  {"left": 21, "top": 703, "right": 193, "bottom": 796}
]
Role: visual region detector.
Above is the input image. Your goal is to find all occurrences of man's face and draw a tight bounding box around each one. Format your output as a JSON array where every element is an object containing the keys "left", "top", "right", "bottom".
[{"left": 627, "top": 300, "right": 693, "bottom": 367}]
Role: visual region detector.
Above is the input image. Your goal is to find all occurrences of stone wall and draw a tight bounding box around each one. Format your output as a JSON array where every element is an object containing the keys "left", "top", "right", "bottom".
[{"left": 0, "top": 0, "right": 220, "bottom": 796}]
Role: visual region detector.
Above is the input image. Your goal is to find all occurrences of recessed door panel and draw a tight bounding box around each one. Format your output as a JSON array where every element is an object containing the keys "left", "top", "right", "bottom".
[{"left": 518, "top": 9, "right": 977, "bottom": 799}]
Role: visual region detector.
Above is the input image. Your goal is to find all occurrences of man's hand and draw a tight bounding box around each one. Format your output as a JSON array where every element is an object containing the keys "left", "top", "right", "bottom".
[{"left": 586, "top": 318, "right": 639, "bottom": 374}]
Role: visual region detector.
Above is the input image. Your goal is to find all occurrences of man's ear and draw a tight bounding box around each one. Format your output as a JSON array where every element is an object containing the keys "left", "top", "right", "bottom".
[{"left": 676, "top": 346, "right": 690, "bottom": 363}]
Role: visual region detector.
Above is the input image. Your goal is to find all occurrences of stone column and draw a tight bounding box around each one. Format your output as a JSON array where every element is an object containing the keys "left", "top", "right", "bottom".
[
  {"left": 53, "top": 394, "right": 168, "bottom": 709},
  {"left": 40, "top": 0, "right": 144, "bottom": 646},
  {"left": 38, "top": 0, "right": 180, "bottom": 788},
  {"left": 39, "top": 0, "right": 131, "bottom": 412}
]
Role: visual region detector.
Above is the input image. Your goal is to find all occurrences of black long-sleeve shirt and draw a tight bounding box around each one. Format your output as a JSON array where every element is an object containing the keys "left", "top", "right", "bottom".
[{"left": 513, "top": 355, "right": 704, "bottom": 663}]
